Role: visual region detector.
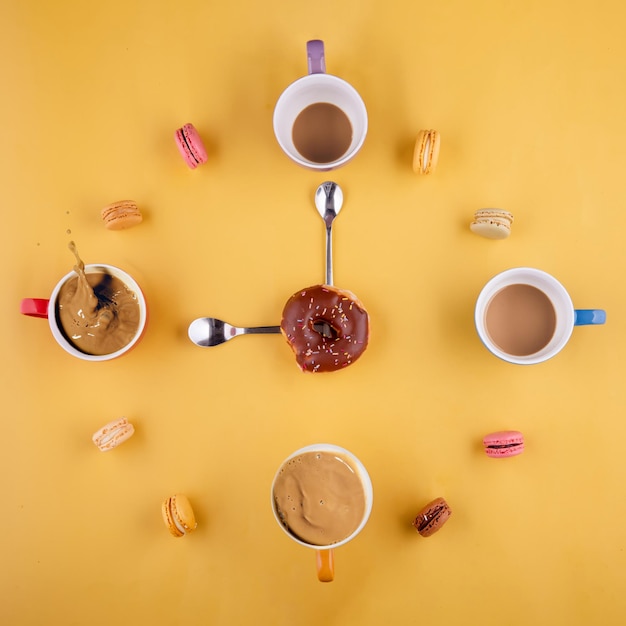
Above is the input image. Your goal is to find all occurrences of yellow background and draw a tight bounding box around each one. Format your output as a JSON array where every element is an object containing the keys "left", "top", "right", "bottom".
[{"left": 2, "top": 0, "right": 625, "bottom": 624}]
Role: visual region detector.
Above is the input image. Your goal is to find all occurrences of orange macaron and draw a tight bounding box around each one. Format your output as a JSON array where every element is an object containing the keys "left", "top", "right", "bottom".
[
  {"left": 162, "top": 494, "right": 198, "bottom": 538},
  {"left": 412, "top": 129, "right": 441, "bottom": 174},
  {"left": 101, "top": 200, "right": 143, "bottom": 230}
]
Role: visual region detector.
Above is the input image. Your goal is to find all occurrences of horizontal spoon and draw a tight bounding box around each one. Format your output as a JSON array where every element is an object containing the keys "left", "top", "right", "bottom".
[{"left": 188, "top": 317, "right": 281, "bottom": 347}]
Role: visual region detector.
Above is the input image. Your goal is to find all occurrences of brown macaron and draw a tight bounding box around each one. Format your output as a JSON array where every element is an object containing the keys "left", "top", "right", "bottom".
[
  {"left": 412, "top": 129, "right": 441, "bottom": 174},
  {"left": 101, "top": 200, "right": 143, "bottom": 230},
  {"left": 412, "top": 497, "right": 452, "bottom": 537}
]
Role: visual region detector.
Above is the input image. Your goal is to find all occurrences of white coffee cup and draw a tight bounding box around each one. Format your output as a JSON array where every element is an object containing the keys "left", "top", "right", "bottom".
[
  {"left": 475, "top": 267, "right": 605, "bottom": 365},
  {"left": 273, "top": 40, "right": 368, "bottom": 171},
  {"left": 21, "top": 264, "right": 148, "bottom": 361},
  {"left": 270, "top": 443, "right": 373, "bottom": 582}
]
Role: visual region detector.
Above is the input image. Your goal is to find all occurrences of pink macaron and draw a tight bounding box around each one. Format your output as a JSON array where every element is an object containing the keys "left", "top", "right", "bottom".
[
  {"left": 174, "top": 123, "right": 208, "bottom": 169},
  {"left": 483, "top": 430, "right": 524, "bottom": 458}
]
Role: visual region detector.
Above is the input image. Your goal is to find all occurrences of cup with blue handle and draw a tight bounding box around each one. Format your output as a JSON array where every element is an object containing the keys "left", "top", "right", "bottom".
[{"left": 475, "top": 267, "right": 605, "bottom": 365}]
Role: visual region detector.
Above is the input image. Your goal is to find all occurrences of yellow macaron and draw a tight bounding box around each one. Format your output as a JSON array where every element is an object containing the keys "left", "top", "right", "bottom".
[
  {"left": 162, "top": 494, "right": 198, "bottom": 538},
  {"left": 101, "top": 200, "right": 143, "bottom": 230},
  {"left": 412, "top": 129, "right": 441, "bottom": 174},
  {"left": 92, "top": 417, "right": 135, "bottom": 452}
]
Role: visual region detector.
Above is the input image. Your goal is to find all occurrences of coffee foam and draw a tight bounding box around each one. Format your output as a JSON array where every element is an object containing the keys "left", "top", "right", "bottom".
[{"left": 272, "top": 451, "right": 366, "bottom": 546}]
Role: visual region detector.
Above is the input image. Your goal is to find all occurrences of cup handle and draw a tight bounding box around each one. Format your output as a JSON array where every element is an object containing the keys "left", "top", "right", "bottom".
[
  {"left": 315, "top": 549, "right": 334, "bottom": 582},
  {"left": 574, "top": 309, "right": 606, "bottom": 325},
  {"left": 21, "top": 298, "right": 49, "bottom": 319},
  {"left": 307, "top": 39, "right": 326, "bottom": 74}
]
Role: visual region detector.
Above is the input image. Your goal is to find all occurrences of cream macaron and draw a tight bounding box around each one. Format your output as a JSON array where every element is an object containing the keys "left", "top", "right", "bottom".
[
  {"left": 470, "top": 209, "right": 514, "bottom": 240},
  {"left": 92, "top": 417, "right": 135, "bottom": 451}
]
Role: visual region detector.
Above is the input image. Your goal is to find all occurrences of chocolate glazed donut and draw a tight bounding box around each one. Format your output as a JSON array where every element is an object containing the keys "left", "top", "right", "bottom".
[{"left": 280, "top": 284, "right": 369, "bottom": 373}]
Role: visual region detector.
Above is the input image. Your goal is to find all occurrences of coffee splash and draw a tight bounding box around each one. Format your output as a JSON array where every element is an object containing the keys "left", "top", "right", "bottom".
[
  {"left": 56, "top": 242, "right": 140, "bottom": 356},
  {"left": 273, "top": 451, "right": 366, "bottom": 546}
]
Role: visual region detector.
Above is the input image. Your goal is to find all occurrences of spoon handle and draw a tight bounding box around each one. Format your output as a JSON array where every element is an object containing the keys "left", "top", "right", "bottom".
[
  {"left": 242, "top": 325, "right": 282, "bottom": 335},
  {"left": 325, "top": 225, "right": 333, "bottom": 286}
]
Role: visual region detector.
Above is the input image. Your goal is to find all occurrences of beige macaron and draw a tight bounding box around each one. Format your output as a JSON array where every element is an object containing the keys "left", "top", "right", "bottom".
[
  {"left": 412, "top": 129, "right": 441, "bottom": 174},
  {"left": 92, "top": 417, "right": 135, "bottom": 451},
  {"left": 470, "top": 209, "right": 514, "bottom": 240},
  {"left": 101, "top": 200, "right": 143, "bottom": 230},
  {"left": 162, "top": 494, "right": 198, "bottom": 537}
]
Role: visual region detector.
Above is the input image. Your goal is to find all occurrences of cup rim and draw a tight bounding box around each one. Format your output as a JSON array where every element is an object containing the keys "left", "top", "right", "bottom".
[
  {"left": 474, "top": 267, "right": 575, "bottom": 365},
  {"left": 48, "top": 263, "right": 148, "bottom": 362},
  {"left": 270, "top": 443, "right": 373, "bottom": 550},
  {"left": 272, "top": 73, "right": 368, "bottom": 170}
]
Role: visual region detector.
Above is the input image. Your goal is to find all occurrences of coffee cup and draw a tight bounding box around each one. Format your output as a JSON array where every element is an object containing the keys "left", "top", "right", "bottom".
[
  {"left": 20, "top": 264, "right": 148, "bottom": 361},
  {"left": 475, "top": 267, "right": 605, "bottom": 365},
  {"left": 273, "top": 40, "right": 368, "bottom": 171},
  {"left": 270, "top": 443, "right": 373, "bottom": 582}
]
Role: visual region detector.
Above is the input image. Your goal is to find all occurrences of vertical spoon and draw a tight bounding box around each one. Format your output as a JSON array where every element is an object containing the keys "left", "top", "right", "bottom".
[{"left": 314, "top": 182, "right": 343, "bottom": 286}]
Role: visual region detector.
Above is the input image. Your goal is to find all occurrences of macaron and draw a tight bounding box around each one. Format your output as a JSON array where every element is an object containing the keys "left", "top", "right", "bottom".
[
  {"left": 174, "top": 123, "right": 208, "bottom": 169},
  {"left": 162, "top": 494, "right": 197, "bottom": 537},
  {"left": 412, "top": 497, "right": 451, "bottom": 537},
  {"left": 101, "top": 200, "right": 143, "bottom": 230},
  {"left": 470, "top": 209, "right": 514, "bottom": 240},
  {"left": 92, "top": 417, "right": 135, "bottom": 452},
  {"left": 483, "top": 430, "right": 525, "bottom": 458},
  {"left": 412, "top": 129, "right": 441, "bottom": 174}
]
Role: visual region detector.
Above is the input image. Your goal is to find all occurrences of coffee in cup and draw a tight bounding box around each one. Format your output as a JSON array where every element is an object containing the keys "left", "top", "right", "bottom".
[
  {"left": 485, "top": 283, "right": 557, "bottom": 356},
  {"left": 21, "top": 242, "right": 147, "bottom": 361},
  {"left": 271, "top": 444, "right": 373, "bottom": 582},
  {"left": 273, "top": 40, "right": 368, "bottom": 171},
  {"left": 475, "top": 267, "right": 605, "bottom": 365}
]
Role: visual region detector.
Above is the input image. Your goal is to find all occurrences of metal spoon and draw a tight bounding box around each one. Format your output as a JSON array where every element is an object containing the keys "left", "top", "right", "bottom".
[
  {"left": 314, "top": 181, "right": 343, "bottom": 286},
  {"left": 188, "top": 317, "right": 281, "bottom": 347}
]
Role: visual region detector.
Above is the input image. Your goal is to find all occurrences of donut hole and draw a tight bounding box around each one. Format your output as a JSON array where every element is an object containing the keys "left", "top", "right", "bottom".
[{"left": 312, "top": 319, "right": 340, "bottom": 341}]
